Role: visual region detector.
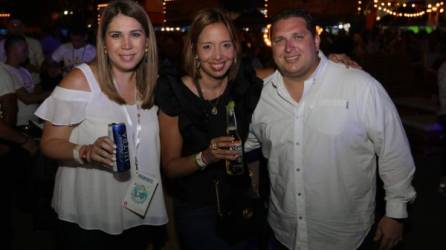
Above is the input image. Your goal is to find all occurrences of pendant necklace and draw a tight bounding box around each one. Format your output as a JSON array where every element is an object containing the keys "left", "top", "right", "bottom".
[{"left": 193, "top": 78, "right": 223, "bottom": 115}]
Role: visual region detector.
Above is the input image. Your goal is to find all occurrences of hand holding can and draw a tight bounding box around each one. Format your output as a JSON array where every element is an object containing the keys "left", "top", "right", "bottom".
[
  {"left": 108, "top": 123, "right": 131, "bottom": 172},
  {"left": 83, "top": 136, "right": 115, "bottom": 167}
]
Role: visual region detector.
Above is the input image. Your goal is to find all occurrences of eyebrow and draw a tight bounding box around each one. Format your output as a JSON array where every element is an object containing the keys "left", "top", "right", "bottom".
[
  {"left": 198, "top": 39, "right": 232, "bottom": 44},
  {"left": 107, "top": 29, "right": 144, "bottom": 33},
  {"left": 272, "top": 31, "right": 307, "bottom": 38}
]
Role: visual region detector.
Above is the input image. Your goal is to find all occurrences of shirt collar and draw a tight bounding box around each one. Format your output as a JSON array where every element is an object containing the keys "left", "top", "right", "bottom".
[{"left": 307, "top": 50, "right": 328, "bottom": 84}]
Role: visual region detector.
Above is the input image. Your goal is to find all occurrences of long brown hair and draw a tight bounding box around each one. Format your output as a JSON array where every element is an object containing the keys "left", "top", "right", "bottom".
[
  {"left": 96, "top": 0, "right": 158, "bottom": 109},
  {"left": 183, "top": 8, "right": 240, "bottom": 82}
]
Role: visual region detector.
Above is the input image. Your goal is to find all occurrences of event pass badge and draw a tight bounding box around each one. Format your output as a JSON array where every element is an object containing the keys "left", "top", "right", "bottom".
[{"left": 123, "top": 173, "right": 158, "bottom": 217}]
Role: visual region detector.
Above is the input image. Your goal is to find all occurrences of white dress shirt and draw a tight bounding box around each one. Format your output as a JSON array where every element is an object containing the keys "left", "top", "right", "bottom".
[
  {"left": 0, "top": 36, "right": 44, "bottom": 84},
  {"left": 51, "top": 43, "right": 96, "bottom": 72},
  {"left": 0, "top": 64, "right": 16, "bottom": 119},
  {"left": 2, "top": 64, "right": 39, "bottom": 126},
  {"left": 0, "top": 36, "right": 44, "bottom": 67},
  {"left": 245, "top": 52, "right": 416, "bottom": 250}
]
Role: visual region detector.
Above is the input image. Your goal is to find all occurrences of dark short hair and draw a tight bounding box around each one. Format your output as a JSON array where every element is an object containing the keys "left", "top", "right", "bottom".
[
  {"left": 4, "top": 34, "right": 26, "bottom": 53},
  {"left": 69, "top": 25, "right": 88, "bottom": 37},
  {"left": 270, "top": 8, "right": 316, "bottom": 37}
]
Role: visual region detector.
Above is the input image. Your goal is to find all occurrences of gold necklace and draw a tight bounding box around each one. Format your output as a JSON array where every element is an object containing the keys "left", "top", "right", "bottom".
[
  {"left": 193, "top": 78, "right": 223, "bottom": 115},
  {"left": 209, "top": 96, "right": 221, "bottom": 115}
]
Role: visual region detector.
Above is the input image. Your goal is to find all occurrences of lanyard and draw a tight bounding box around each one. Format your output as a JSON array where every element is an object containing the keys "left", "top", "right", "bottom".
[
  {"left": 121, "top": 102, "right": 142, "bottom": 172},
  {"left": 114, "top": 79, "right": 142, "bottom": 172}
]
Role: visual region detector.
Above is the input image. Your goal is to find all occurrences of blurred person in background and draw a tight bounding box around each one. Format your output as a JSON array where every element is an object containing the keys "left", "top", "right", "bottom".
[
  {"left": 2, "top": 34, "right": 48, "bottom": 127},
  {"left": 51, "top": 25, "right": 96, "bottom": 75},
  {"left": 1, "top": 63, "right": 38, "bottom": 250},
  {"left": 0, "top": 18, "right": 44, "bottom": 83}
]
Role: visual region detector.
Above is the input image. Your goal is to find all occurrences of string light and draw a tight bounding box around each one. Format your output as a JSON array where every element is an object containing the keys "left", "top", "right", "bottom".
[
  {"left": 373, "top": 1, "right": 444, "bottom": 18},
  {"left": 162, "top": 0, "right": 176, "bottom": 24},
  {"left": 263, "top": 24, "right": 271, "bottom": 47},
  {"left": 316, "top": 25, "right": 324, "bottom": 35},
  {"left": 264, "top": 0, "right": 269, "bottom": 18},
  {"left": 97, "top": 3, "right": 108, "bottom": 24},
  {"left": 0, "top": 12, "right": 11, "bottom": 18},
  {"left": 261, "top": 0, "right": 271, "bottom": 47},
  {"left": 160, "top": 26, "right": 181, "bottom": 32}
]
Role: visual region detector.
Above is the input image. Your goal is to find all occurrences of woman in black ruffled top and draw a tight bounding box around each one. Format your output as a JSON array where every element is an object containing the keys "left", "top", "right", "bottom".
[{"left": 156, "top": 8, "right": 264, "bottom": 250}]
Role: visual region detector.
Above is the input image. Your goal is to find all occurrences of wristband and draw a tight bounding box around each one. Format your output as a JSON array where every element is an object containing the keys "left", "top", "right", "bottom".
[
  {"left": 195, "top": 151, "right": 207, "bottom": 171},
  {"left": 73, "top": 144, "right": 85, "bottom": 165}
]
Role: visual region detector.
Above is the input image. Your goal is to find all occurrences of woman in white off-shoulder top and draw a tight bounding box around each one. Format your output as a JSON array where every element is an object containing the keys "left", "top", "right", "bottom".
[{"left": 35, "top": 1, "right": 167, "bottom": 249}]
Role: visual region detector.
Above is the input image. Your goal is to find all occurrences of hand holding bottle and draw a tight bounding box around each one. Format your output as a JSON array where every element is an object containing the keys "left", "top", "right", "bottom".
[
  {"left": 224, "top": 100, "right": 244, "bottom": 175},
  {"left": 202, "top": 136, "right": 241, "bottom": 164}
]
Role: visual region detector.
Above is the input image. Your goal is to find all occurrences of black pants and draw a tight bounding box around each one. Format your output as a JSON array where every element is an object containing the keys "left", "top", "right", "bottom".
[{"left": 56, "top": 220, "right": 166, "bottom": 250}]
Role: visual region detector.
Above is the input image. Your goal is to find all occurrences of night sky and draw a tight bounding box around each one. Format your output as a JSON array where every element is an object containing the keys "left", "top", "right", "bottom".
[
  {"left": 1, "top": 0, "right": 261, "bottom": 26},
  {"left": 0, "top": 0, "right": 100, "bottom": 28}
]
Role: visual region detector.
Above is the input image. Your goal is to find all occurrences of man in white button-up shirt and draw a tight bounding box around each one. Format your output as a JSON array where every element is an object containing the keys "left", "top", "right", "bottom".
[
  {"left": 245, "top": 9, "right": 416, "bottom": 250},
  {"left": 51, "top": 26, "right": 96, "bottom": 75}
]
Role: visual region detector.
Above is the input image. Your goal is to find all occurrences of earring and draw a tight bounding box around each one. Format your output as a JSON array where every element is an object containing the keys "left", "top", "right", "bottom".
[
  {"left": 234, "top": 57, "right": 237, "bottom": 64},
  {"left": 145, "top": 48, "right": 148, "bottom": 63},
  {"left": 194, "top": 56, "right": 200, "bottom": 69}
]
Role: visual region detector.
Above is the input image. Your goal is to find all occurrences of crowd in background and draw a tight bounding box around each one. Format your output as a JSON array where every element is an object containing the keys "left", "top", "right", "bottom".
[{"left": 1, "top": 18, "right": 446, "bottom": 99}]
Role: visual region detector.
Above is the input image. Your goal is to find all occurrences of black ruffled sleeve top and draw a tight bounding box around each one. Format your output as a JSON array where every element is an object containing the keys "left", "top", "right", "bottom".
[{"left": 155, "top": 64, "right": 263, "bottom": 206}]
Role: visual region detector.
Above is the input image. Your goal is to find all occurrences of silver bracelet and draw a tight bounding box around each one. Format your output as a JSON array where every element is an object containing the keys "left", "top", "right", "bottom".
[
  {"left": 195, "top": 151, "right": 207, "bottom": 171},
  {"left": 73, "top": 144, "right": 85, "bottom": 165}
]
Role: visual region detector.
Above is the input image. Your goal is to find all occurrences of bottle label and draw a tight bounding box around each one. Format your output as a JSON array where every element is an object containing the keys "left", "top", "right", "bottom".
[
  {"left": 226, "top": 140, "right": 244, "bottom": 175},
  {"left": 230, "top": 141, "right": 242, "bottom": 154}
]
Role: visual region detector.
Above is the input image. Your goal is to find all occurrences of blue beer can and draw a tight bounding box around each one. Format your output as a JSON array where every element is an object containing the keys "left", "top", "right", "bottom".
[{"left": 108, "top": 123, "right": 131, "bottom": 172}]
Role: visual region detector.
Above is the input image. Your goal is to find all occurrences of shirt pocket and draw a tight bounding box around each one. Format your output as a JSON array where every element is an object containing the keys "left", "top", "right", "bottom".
[{"left": 307, "top": 99, "right": 349, "bottom": 136}]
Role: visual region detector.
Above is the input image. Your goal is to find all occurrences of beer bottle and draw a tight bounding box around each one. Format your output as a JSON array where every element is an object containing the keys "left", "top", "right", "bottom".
[{"left": 225, "top": 100, "right": 244, "bottom": 175}]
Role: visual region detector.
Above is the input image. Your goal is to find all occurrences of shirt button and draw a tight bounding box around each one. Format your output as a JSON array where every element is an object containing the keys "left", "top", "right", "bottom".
[
  {"left": 295, "top": 142, "right": 300, "bottom": 146},
  {"left": 298, "top": 193, "right": 301, "bottom": 196},
  {"left": 299, "top": 216, "right": 303, "bottom": 220},
  {"left": 296, "top": 168, "right": 301, "bottom": 172}
]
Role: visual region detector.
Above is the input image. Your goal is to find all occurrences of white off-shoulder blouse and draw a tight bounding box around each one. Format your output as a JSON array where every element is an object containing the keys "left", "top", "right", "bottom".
[{"left": 35, "top": 63, "right": 167, "bottom": 234}]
